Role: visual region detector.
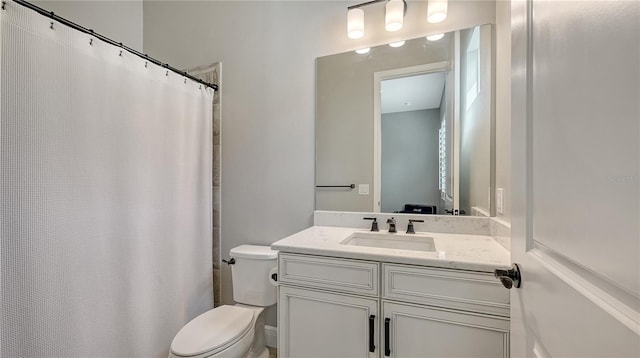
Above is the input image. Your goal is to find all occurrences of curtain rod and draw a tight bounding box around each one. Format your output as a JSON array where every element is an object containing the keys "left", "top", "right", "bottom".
[{"left": 3, "top": 0, "right": 219, "bottom": 91}]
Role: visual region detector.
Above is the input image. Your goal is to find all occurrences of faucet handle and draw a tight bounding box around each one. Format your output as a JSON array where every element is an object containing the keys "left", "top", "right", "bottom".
[
  {"left": 406, "top": 219, "right": 424, "bottom": 234},
  {"left": 363, "top": 217, "right": 379, "bottom": 232},
  {"left": 386, "top": 217, "right": 397, "bottom": 233}
]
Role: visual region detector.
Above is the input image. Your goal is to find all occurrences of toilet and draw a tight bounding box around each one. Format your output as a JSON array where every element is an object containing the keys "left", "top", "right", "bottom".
[{"left": 169, "top": 245, "right": 278, "bottom": 358}]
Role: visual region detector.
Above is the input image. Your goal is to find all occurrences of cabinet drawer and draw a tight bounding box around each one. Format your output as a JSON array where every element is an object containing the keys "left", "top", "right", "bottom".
[
  {"left": 279, "top": 253, "right": 379, "bottom": 296},
  {"left": 383, "top": 264, "right": 509, "bottom": 317}
]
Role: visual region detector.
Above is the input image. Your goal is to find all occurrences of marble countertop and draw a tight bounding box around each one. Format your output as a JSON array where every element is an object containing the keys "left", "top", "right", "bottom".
[{"left": 271, "top": 226, "right": 511, "bottom": 272}]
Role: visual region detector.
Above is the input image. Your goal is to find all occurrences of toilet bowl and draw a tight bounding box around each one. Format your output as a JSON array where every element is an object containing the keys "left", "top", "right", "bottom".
[{"left": 169, "top": 245, "right": 277, "bottom": 358}]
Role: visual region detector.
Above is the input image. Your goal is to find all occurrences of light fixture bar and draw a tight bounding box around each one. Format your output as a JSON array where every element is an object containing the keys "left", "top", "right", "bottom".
[{"left": 347, "top": 0, "right": 387, "bottom": 11}]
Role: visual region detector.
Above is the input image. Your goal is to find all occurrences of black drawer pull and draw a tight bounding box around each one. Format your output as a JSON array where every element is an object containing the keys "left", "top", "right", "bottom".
[
  {"left": 384, "top": 317, "right": 391, "bottom": 356},
  {"left": 369, "top": 315, "right": 376, "bottom": 352}
]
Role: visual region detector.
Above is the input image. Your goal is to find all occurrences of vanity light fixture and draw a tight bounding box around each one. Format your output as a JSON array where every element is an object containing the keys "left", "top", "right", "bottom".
[
  {"left": 347, "top": 8, "right": 365, "bottom": 39},
  {"left": 346, "top": 0, "right": 407, "bottom": 39},
  {"left": 389, "top": 40, "right": 405, "bottom": 48},
  {"left": 426, "top": 33, "right": 445, "bottom": 41},
  {"left": 427, "top": 0, "right": 448, "bottom": 23},
  {"left": 385, "top": 0, "right": 405, "bottom": 32},
  {"left": 355, "top": 47, "right": 371, "bottom": 54}
]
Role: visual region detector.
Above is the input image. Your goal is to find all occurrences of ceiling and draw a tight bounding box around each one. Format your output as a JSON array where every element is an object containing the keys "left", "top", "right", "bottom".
[{"left": 381, "top": 71, "right": 446, "bottom": 114}]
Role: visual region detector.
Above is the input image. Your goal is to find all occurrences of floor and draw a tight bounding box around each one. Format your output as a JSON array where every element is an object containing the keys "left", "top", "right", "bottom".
[{"left": 268, "top": 346, "right": 277, "bottom": 358}]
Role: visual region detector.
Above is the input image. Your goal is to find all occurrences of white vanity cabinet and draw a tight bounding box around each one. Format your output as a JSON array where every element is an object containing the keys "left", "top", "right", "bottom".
[
  {"left": 277, "top": 253, "right": 380, "bottom": 358},
  {"left": 277, "top": 253, "right": 509, "bottom": 358}
]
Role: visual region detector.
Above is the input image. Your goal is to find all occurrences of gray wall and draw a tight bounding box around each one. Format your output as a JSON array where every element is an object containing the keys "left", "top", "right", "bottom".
[
  {"left": 32, "top": 1, "right": 143, "bottom": 51},
  {"left": 381, "top": 109, "right": 441, "bottom": 213}
]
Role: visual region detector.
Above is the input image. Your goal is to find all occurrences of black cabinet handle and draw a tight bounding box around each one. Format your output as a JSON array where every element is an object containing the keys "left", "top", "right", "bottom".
[
  {"left": 384, "top": 318, "right": 391, "bottom": 357},
  {"left": 369, "top": 315, "right": 376, "bottom": 353}
]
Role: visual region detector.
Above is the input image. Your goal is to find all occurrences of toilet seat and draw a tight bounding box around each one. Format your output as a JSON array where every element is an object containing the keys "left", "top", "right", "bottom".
[{"left": 170, "top": 305, "right": 255, "bottom": 357}]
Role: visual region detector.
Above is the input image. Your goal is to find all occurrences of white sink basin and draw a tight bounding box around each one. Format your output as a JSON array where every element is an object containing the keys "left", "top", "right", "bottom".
[{"left": 340, "top": 232, "right": 436, "bottom": 252}]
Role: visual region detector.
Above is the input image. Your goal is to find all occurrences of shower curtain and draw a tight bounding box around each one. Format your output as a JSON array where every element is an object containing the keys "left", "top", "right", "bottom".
[{"left": 0, "top": 2, "right": 214, "bottom": 357}]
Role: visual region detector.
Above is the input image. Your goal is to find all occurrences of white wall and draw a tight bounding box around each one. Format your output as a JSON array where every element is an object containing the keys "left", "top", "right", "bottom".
[
  {"left": 32, "top": 0, "right": 143, "bottom": 51},
  {"left": 142, "top": 1, "right": 497, "bottom": 322},
  {"left": 495, "top": 0, "right": 511, "bottom": 222},
  {"left": 459, "top": 25, "right": 492, "bottom": 216}
]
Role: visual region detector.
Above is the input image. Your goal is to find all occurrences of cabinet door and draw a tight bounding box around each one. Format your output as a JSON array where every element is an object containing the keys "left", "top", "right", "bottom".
[
  {"left": 279, "top": 286, "right": 379, "bottom": 358},
  {"left": 382, "top": 301, "right": 509, "bottom": 358}
]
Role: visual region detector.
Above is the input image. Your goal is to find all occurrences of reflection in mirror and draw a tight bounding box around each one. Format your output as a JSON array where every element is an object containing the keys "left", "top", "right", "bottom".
[
  {"left": 379, "top": 69, "right": 448, "bottom": 214},
  {"left": 315, "top": 24, "right": 493, "bottom": 216}
]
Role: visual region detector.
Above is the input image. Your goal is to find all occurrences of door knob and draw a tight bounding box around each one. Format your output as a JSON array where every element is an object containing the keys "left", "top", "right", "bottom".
[{"left": 494, "top": 263, "right": 521, "bottom": 289}]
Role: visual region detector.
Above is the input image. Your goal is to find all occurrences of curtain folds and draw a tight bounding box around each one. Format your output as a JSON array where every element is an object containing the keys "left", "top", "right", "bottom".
[{"left": 0, "top": 2, "right": 214, "bottom": 356}]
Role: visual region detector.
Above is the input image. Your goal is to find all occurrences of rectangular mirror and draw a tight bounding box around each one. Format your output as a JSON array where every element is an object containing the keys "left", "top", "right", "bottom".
[{"left": 316, "top": 24, "right": 494, "bottom": 216}]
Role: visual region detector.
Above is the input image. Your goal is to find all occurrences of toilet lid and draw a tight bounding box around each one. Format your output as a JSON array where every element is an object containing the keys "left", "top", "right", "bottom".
[{"left": 170, "top": 305, "right": 254, "bottom": 357}]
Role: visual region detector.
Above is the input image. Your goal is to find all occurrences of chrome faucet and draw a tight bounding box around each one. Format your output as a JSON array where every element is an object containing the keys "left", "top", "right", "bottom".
[{"left": 386, "top": 217, "right": 396, "bottom": 233}]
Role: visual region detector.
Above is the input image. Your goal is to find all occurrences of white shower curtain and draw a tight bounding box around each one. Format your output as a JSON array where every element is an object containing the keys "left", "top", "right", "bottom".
[{"left": 0, "top": 2, "right": 214, "bottom": 357}]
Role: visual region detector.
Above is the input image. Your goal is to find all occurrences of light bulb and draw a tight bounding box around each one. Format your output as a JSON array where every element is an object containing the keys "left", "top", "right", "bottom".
[
  {"left": 385, "top": 0, "right": 404, "bottom": 32},
  {"left": 389, "top": 41, "right": 405, "bottom": 48},
  {"left": 427, "top": 33, "right": 445, "bottom": 41},
  {"left": 347, "top": 8, "right": 364, "bottom": 39},
  {"left": 427, "top": 0, "right": 448, "bottom": 24},
  {"left": 355, "top": 48, "right": 371, "bottom": 54}
]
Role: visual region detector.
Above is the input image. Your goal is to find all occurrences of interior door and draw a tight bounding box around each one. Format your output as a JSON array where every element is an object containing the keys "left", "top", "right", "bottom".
[{"left": 510, "top": 1, "right": 639, "bottom": 357}]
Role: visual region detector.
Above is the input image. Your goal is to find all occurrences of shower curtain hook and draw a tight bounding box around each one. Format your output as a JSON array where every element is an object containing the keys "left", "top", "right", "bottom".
[
  {"left": 1, "top": 2, "right": 6, "bottom": 11},
  {"left": 89, "top": 38, "right": 93, "bottom": 46},
  {"left": 184, "top": 78, "right": 187, "bottom": 84},
  {"left": 119, "top": 50, "right": 123, "bottom": 57},
  {"left": 165, "top": 70, "right": 169, "bottom": 77},
  {"left": 49, "top": 11, "right": 55, "bottom": 30}
]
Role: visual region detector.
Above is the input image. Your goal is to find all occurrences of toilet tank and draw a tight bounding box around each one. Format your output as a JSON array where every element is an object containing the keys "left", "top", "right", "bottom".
[{"left": 229, "top": 245, "right": 278, "bottom": 306}]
